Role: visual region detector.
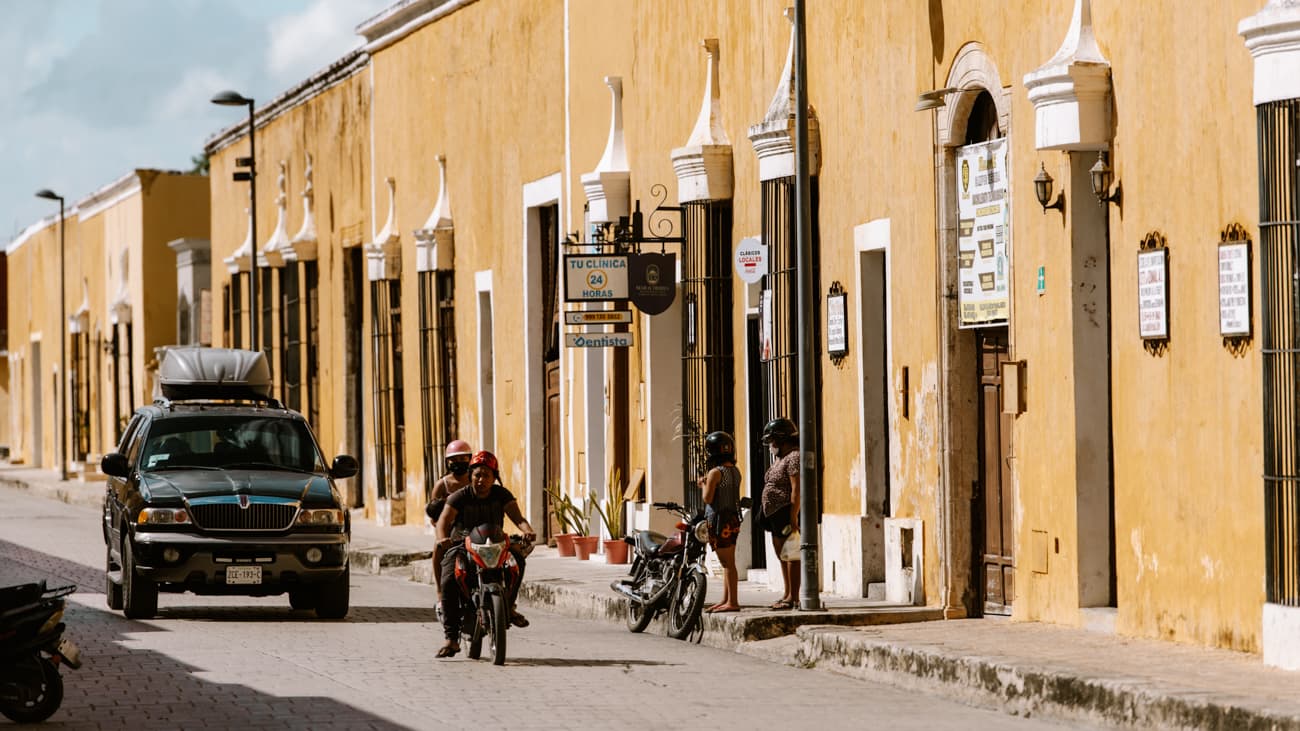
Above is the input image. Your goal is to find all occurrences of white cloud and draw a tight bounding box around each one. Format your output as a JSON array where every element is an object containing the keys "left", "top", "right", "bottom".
[
  {"left": 155, "top": 67, "right": 241, "bottom": 122},
  {"left": 267, "top": 0, "right": 388, "bottom": 82}
]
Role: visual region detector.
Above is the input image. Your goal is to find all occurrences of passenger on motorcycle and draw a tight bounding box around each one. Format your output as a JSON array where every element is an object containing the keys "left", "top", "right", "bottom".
[
  {"left": 434, "top": 450, "right": 537, "bottom": 658},
  {"left": 427, "top": 439, "right": 474, "bottom": 611}
]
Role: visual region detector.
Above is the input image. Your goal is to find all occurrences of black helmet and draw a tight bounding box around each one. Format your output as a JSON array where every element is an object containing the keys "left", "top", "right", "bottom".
[
  {"left": 761, "top": 417, "right": 798, "bottom": 445},
  {"left": 704, "top": 431, "right": 735, "bottom": 465}
]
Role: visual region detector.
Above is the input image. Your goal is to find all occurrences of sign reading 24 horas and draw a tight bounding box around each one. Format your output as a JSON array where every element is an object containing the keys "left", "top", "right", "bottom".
[
  {"left": 956, "top": 138, "right": 1010, "bottom": 328},
  {"left": 564, "top": 255, "right": 629, "bottom": 302}
]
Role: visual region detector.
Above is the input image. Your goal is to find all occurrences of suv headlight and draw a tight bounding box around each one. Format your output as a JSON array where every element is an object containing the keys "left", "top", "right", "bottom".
[
  {"left": 296, "top": 508, "right": 345, "bottom": 526},
  {"left": 137, "top": 507, "right": 191, "bottom": 526}
]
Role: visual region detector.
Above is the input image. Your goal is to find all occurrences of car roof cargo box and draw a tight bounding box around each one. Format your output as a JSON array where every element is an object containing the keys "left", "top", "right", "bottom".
[{"left": 158, "top": 348, "right": 272, "bottom": 402}]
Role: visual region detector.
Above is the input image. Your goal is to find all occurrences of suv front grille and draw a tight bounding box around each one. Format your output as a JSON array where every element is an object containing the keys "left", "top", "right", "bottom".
[{"left": 189, "top": 502, "right": 298, "bottom": 531}]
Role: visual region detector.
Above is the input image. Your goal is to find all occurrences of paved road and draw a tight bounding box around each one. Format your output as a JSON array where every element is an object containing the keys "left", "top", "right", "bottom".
[{"left": 0, "top": 486, "right": 1093, "bottom": 730}]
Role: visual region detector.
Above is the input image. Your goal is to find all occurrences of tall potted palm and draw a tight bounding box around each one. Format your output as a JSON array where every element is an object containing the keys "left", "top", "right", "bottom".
[
  {"left": 593, "top": 468, "right": 630, "bottom": 564},
  {"left": 545, "top": 483, "right": 581, "bottom": 557}
]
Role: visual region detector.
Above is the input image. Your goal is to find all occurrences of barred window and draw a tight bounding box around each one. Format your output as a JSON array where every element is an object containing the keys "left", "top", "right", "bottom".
[
  {"left": 418, "top": 270, "right": 458, "bottom": 501},
  {"left": 304, "top": 261, "right": 320, "bottom": 428},
  {"left": 281, "top": 264, "right": 302, "bottom": 412},
  {"left": 1259, "top": 99, "right": 1300, "bottom": 606},
  {"left": 371, "top": 279, "right": 406, "bottom": 500},
  {"left": 261, "top": 268, "right": 276, "bottom": 374},
  {"left": 681, "top": 201, "right": 735, "bottom": 515}
]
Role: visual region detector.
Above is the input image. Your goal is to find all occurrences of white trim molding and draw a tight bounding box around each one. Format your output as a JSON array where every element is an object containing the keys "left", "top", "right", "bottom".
[
  {"left": 1264, "top": 602, "right": 1300, "bottom": 670},
  {"left": 367, "top": 177, "right": 402, "bottom": 281},
  {"left": 415, "top": 155, "right": 454, "bottom": 272},
  {"left": 1023, "top": 0, "right": 1113, "bottom": 151},
  {"left": 1241, "top": 1, "right": 1300, "bottom": 106},
  {"left": 581, "top": 76, "right": 631, "bottom": 224},
  {"left": 938, "top": 42, "right": 1013, "bottom": 149},
  {"left": 747, "top": 8, "right": 820, "bottom": 182},
  {"left": 672, "top": 39, "right": 733, "bottom": 203}
]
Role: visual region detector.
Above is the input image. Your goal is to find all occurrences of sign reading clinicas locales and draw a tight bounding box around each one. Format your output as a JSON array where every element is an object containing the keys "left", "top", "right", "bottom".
[{"left": 564, "top": 255, "right": 629, "bottom": 302}]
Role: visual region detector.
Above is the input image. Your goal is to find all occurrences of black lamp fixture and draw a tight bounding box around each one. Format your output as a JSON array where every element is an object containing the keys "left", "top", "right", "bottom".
[
  {"left": 34, "top": 188, "right": 69, "bottom": 481},
  {"left": 1033, "top": 163, "right": 1065, "bottom": 214},
  {"left": 210, "top": 90, "right": 259, "bottom": 351},
  {"left": 1089, "top": 151, "right": 1122, "bottom": 207}
]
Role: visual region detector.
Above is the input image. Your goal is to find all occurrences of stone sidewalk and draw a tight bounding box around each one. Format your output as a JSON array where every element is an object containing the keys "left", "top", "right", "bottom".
[{"left": 4, "top": 464, "right": 1299, "bottom": 729}]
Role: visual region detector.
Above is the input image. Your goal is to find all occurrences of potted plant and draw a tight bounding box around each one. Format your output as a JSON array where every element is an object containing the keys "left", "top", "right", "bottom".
[
  {"left": 593, "top": 468, "right": 630, "bottom": 564},
  {"left": 545, "top": 483, "right": 580, "bottom": 557},
  {"left": 571, "top": 498, "right": 599, "bottom": 560}
]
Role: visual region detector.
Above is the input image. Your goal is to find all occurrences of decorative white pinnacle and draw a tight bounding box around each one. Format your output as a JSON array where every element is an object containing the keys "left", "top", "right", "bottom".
[
  {"left": 416, "top": 154, "right": 454, "bottom": 272},
  {"left": 1241, "top": 0, "right": 1300, "bottom": 105},
  {"left": 672, "top": 38, "right": 734, "bottom": 203},
  {"left": 69, "top": 281, "right": 90, "bottom": 333},
  {"left": 260, "top": 161, "right": 291, "bottom": 267},
  {"left": 287, "top": 152, "right": 318, "bottom": 262},
  {"left": 367, "top": 177, "right": 401, "bottom": 281},
  {"left": 1024, "top": 0, "right": 1113, "bottom": 151},
  {"left": 582, "top": 76, "right": 631, "bottom": 223},
  {"left": 111, "top": 248, "right": 133, "bottom": 325},
  {"left": 747, "top": 8, "right": 820, "bottom": 182}
]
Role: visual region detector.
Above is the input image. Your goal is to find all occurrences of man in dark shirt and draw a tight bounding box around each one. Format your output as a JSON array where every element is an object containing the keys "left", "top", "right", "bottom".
[{"left": 434, "top": 450, "right": 537, "bottom": 657}]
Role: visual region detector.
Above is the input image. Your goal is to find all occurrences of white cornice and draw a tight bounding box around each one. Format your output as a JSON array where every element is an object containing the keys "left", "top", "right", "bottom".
[
  {"left": 75, "top": 170, "right": 142, "bottom": 221},
  {"left": 673, "top": 38, "right": 734, "bottom": 203},
  {"left": 747, "top": 8, "right": 820, "bottom": 182},
  {"left": 1241, "top": 1, "right": 1300, "bottom": 105},
  {"left": 581, "top": 76, "right": 631, "bottom": 224},
  {"left": 5, "top": 216, "right": 58, "bottom": 255},
  {"left": 358, "top": 0, "right": 479, "bottom": 53},
  {"left": 1023, "top": 0, "right": 1112, "bottom": 151}
]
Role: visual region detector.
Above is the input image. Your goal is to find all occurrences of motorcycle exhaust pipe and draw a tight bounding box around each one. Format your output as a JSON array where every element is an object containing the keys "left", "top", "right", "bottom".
[{"left": 610, "top": 580, "right": 644, "bottom": 605}]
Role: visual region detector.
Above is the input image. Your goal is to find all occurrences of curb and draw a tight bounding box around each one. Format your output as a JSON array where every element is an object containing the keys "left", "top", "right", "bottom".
[{"left": 0, "top": 475, "right": 102, "bottom": 510}]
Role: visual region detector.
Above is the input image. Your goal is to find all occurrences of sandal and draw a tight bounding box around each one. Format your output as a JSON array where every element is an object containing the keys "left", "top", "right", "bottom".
[
  {"left": 510, "top": 611, "right": 530, "bottom": 628},
  {"left": 769, "top": 599, "right": 794, "bottom": 610},
  {"left": 435, "top": 643, "right": 459, "bottom": 658}
]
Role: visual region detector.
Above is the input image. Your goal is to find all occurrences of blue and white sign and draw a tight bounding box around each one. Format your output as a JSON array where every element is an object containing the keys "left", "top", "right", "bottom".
[
  {"left": 565, "top": 332, "right": 634, "bottom": 348},
  {"left": 565, "top": 255, "right": 629, "bottom": 302}
]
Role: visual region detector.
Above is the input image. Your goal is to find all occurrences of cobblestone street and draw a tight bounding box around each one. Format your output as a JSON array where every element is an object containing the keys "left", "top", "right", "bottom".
[{"left": 0, "top": 486, "right": 1090, "bottom": 730}]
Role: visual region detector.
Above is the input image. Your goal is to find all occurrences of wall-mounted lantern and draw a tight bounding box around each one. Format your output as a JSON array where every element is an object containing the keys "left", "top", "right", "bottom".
[
  {"left": 1033, "top": 163, "right": 1065, "bottom": 214},
  {"left": 1089, "top": 151, "right": 1122, "bottom": 207}
]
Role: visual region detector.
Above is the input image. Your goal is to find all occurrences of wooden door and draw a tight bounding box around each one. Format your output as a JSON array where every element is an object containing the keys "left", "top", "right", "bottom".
[
  {"left": 543, "top": 361, "right": 561, "bottom": 542},
  {"left": 978, "top": 329, "right": 1014, "bottom": 615}
]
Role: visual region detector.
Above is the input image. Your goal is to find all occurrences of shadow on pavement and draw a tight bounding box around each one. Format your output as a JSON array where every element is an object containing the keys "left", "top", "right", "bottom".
[
  {"left": 0, "top": 539, "right": 418, "bottom": 730},
  {"left": 159, "top": 604, "right": 436, "bottom": 624},
  {"left": 501, "top": 657, "right": 675, "bottom": 668}
]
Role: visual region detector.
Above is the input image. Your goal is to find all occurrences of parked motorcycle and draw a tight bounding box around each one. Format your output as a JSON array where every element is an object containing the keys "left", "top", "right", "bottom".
[
  {"left": 452, "top": 525, "right": 533, "bottom": 666},
  {"left": 0, "top": 581, "right": 83, "bottom": 724},
  {"left": 611, "top": 501, "right": 709, "bottom": 640}
]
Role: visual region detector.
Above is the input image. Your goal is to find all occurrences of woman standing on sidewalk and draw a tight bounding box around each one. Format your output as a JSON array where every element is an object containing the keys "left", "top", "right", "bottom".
[
  {"left": 758, "top": 417, "right": 800, "bottom": 610},
  {"left": 700, "top": 431, "right": 742, "bottom": 613}
]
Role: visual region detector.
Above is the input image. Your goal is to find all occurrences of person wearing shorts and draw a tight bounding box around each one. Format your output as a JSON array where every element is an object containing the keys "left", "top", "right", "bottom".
[{"left": 700, "top": 430, "right": 742, "bottom": 613}]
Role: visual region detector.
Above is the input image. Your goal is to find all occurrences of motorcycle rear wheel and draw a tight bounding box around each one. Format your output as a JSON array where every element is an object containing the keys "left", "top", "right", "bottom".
[
  {"left": 666, "top": 571, "right": 706, "bottom": 640},
  {"left": 0, "top": 655, "right": 63, "bottom": 723},
  {"left": 489, "top": 592, "right": 508, "bottom": 666}
]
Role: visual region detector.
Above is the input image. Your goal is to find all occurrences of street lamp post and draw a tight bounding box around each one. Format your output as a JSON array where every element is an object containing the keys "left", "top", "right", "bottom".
[
  {"left": 211, "top": 90, "right": 258, "bottom": 351},
  {"left": 34, "top": 189, "right": 68, "bottom": 481}
]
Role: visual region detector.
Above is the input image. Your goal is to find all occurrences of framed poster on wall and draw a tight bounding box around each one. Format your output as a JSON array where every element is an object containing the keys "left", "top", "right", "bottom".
[
  {"left": 956, "top": 137, "right": 1011, "bottom": 328},
  {"left": 1137, "top": 248, "right": 1169, "bottom": 340}
]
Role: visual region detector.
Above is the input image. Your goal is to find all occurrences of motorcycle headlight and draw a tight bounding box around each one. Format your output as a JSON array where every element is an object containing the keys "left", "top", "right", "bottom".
[
  {"left": 296, "top": 509, "right": 345, "bottom": 526},
  {"left": 471, "top": 540, "right": 506, "bottom": 568},
  {"left": 137, "top": 507, "right": 190, "bottom": 526},
  {"left": 693, "top": 520, "right": 711, "bottom": 543}
]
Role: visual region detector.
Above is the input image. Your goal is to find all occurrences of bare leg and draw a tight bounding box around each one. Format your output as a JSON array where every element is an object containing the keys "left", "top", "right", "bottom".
[
  {"left": 717, "top": 545, "right": 739, "bottom": 609},
  {"left": 433, "top": 542, "right": 447, "bottom": 600}
]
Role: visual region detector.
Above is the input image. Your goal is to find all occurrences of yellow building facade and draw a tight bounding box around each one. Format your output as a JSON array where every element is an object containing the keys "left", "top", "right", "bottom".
[
  {"left": 5, "top": 170, "right": 209, "bottom": 476},
  {"left": 195, "top": 0, "right": 1299, "bottom": 668}
]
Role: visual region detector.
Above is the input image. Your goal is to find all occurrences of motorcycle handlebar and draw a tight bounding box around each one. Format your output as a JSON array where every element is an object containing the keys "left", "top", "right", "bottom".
[{"left": 651, "top": 501, "right": 683, "bottom": 511}]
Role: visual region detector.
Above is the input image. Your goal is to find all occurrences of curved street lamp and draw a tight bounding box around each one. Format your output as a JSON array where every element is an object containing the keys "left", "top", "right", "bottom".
[
  {"left": 34, "top": 188, "right": 68, "bottom": 481},
  {"left": 211, "top": 90, "right": 259, "bottom": 351}
]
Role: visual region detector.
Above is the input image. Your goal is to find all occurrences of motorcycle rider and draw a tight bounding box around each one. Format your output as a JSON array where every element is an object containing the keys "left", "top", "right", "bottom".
[
  {"left": 427, "top": 439, "right": 474, "bottom": 611},
  {"left": 434, "top": 450, "right": 537, "bottom": 658}
]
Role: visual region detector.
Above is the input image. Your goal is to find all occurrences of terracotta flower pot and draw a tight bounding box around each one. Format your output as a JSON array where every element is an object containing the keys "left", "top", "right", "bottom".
[
  {"left": 555, "top": 533, "right": 577, "bottom": 557},
  {"left": 603, "top": 538, "right": 629, "bottom": 564},
  {"left": 573, "top": 535, "right": 600, "bottom": 560}
]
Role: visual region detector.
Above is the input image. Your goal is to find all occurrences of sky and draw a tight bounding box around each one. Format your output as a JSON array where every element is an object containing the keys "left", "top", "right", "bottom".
[{"left": 2, "top": 0, "right": 393, "bottom": 245}]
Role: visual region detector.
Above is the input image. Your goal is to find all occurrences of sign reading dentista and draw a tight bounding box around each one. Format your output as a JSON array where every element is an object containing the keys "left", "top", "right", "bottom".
[
  {"left": 734, "top": 236, "right": 767, "bottom": 284},
  {"left": 956, "top": 137, "right": 1010, "bottom": 328},
  {"left": 564, "top": 255, "right": 629, "bottom": 302}
]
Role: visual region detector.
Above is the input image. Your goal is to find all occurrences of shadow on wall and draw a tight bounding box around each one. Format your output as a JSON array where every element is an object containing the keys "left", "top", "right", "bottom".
[{"left": 929, "top": 0, "right": 945, "bottom": 64}]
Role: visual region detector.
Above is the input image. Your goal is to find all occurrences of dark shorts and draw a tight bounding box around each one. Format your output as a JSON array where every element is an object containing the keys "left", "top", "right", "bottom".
[
  {"left": 708, "top": 509, "right": 742, "bottom": 550},
  {"left": 758, "top": 504, "right": 794, "bottom": 538}
]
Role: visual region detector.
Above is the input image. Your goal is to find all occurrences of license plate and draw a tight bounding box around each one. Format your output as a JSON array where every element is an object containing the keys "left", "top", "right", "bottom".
[
  {"left": 57, "top": 638, "right": 82, "bottom": 669},
  {"left": 226, "top": 566, "right": 263, "bottom": 585}
]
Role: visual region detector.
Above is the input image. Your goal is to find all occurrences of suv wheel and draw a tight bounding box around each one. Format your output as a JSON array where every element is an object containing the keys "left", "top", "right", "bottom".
[
  {"left": 314, "top": 566, "right": 350, "bottom": 620},
  {"left": 105, "top": 546, "right": 124, "bottom": 611},
  {"left": 122, "top": 539, "right": 158, "bottom": 620},
  {"left": 288, "top": 588, "right": 317, "bottom": 611}
]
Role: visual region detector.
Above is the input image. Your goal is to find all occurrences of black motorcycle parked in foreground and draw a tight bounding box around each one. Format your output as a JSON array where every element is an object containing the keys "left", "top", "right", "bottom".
[
  {"left": 611, "top": 501, "right": 709, "bottom": 640},
  {"left": 0, "top": 581, "right": 83, "bottom": 723}
]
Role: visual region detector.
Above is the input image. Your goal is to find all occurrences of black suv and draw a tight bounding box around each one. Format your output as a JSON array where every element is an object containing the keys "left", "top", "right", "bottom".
[{"left": 100, "top": 348, "right": 358, "bottom": 620}]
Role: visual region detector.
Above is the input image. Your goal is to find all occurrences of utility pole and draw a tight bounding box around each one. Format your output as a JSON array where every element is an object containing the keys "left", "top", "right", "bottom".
[{"left": 792, "top": 0, "right": 821, "bottom": 611}]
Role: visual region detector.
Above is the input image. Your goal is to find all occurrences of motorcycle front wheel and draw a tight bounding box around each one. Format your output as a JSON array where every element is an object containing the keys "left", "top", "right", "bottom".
[
  {"left": 489, "top": 592, "right": 508, "bottom": 666},
  {"left": 666, "top": 570, "right": 707, "bottom": 640},
  {"left": 465, "top": 599, "right": 485, "bottom": 660},
  {"left": 625, "top": 591, "right": 654, "bottom": 633},
  {"left": 0, "top": 655, "right": 64, "bottom": 723}
]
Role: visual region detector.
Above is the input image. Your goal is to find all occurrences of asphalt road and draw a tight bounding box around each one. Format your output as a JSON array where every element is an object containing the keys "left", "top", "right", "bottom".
[{"left": 0, "top": 486, "right": 1095, "bottom": 730}]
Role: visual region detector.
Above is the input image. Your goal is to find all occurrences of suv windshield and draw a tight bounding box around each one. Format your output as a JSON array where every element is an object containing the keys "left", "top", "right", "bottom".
[{"left": 139, "top": 414, "right": 326, "bottom": 473}]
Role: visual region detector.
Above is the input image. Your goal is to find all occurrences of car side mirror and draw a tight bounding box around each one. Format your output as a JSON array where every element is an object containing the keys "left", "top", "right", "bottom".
[
  {"left": 101, "top": 452, "right": 130, "bottom": 478},
  {"left": 330, "top": 455, "right": 359, "bottom": 480}
]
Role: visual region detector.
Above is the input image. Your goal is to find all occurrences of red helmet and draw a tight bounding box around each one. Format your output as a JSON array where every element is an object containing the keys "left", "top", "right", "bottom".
[
  {"left": 444, "top": 439, "right": 473, "bottom": 460},
  {"left": 469, "top": 450, "right": 499, "bottom": 475}
]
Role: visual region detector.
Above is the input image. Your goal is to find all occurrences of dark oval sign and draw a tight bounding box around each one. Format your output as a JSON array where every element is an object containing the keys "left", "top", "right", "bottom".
[{"left": 629, "top": 252, "right": 676, "bottom": 316}]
